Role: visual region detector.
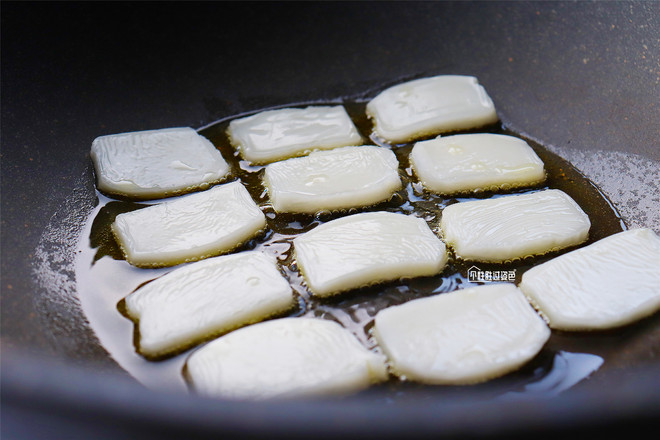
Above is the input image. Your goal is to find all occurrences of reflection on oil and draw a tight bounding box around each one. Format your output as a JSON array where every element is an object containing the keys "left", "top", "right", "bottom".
[{"left": 499, "top": 351, "right": 604, "bottom": 400}]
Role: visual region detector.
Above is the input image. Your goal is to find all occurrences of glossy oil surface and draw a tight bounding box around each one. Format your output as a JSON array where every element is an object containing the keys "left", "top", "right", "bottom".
[{"left": 76, "top": 101, "right": 647, "bottom": 399}]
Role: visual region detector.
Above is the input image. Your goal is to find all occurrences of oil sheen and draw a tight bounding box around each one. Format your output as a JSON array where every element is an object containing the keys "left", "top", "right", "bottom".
[{"left": 76, "top": 101, "right": 647, "bottom": 399}]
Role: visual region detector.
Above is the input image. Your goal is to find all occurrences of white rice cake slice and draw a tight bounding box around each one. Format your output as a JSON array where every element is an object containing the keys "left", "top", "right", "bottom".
[
  {"left": 124, "top": 251, "right": 295, "bottom": 358},
  {"left": 366, "top": 75, "right": 498, "bottom": 144},
  {"left": 294, "top": 211, "right": 447, "bottom": 297},
  {"left": 410, "top": 133, "right": 545, "bottom": 194},
  {"left": 186, "top": 317, "right": 388, "bottom": 399},
  {"left": 440, "top": 189, "right": 590, "bottom": 262},
  {"left": 373, "top": 283, "right": 550, "bottom": 385},
  {"left": 519, "top": 228, "right": 660, "bottom": 331},
  {"left": 91, "top": 127, "right": 229, "bottom": 199},
  {"left": 112, "top": 181, "right": 266, "bottom": 267},
  {"left": 263, "top": 145, "right": 402, "bottom": 214},
  {"left": 227, "top": 106, "right": 363, "bottom": 164}
]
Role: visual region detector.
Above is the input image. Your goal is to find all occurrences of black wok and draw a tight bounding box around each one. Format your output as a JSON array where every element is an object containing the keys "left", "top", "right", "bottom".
[{"left": 2, "top": 1, "right": 659, "bottom": 438}]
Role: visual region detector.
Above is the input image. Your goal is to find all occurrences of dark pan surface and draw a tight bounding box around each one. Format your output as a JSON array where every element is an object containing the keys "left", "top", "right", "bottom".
[{"left": 2, "top": 1, "right": 659, "bottom": 438}]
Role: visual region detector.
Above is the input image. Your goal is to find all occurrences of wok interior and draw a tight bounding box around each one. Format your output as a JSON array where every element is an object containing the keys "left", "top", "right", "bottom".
[{"left": 2, "top": 1, "right": 659, "bottom": 436}]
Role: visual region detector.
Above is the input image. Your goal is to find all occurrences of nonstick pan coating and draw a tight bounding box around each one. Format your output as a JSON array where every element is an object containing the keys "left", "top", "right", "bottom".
[{"left": 2, "top": 2, "right": 659, "bottom": 438}]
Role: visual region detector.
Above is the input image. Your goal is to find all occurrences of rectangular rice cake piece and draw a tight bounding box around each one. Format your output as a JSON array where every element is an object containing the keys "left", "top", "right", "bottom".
[
  {"left": 410, "top": 133, "right": 545, "bottom": 194},
  {"left": 293, "top": 211, "right": 448, "bottom": 297},
  {"left": 227, "top": 106, "right": 363, "bottom": 164},
  {"left": 366, "top": 75, "right": 498, "bottom": 144},
  {"left": 519, "top": 228, "right": 660, "bottom": 330},
  {"left": 124, "top": 251, "right": 295, "bottom": 358},
  {"left": 263, "top": 145, "right": 402, "bottom": 214},
  {"left": 186, "top": 317, "right": 388, "bottom": 400},
  {"left": 91, "top": 127, "right": 229, "bottom": 199},
  {"left": 440, "top": 189, "right": 590, "bottom": 262},
  {"left": 373, "top": 283, "right": 550, "bottom": 385},
  {"left": 112, "top": 181, "right": 266, "bottom": 267}
]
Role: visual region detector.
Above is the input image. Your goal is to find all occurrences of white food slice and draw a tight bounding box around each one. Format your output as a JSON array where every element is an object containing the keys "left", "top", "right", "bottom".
[
  {"left": 91, "top": 127, "right": 229, "bottom": 199},
  {"left": 373, "top": 283, "right": 550, "bottom": 385},
  {"left": 440, "top": 189, "right": 590, "bottom": 262},
  {"left": 112, "top": 181, "right": 266, "bottom": 267},
  {"left": 227, "top": 106, "right": 363, "bottom": 164},
  {"left": 186, "top": 317, "right": 388, "bottom": 399},
  {"left": 519, "top": 228, "right": 660, "bottom": 331},
  {"left": 294, "top": 211, "right": 447, "bottom": 297},
  {"left": 264, "top": 145, "right": 402, "bottom": 213},
  {"left": 410, "top": 133, "right": 545, "bottom": 194},
  {"left": 366, "top": 75, "right": 498, "bottom": 144},
  {"left": 124, "top": 252, "right": 295, "bottom": 358}
]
